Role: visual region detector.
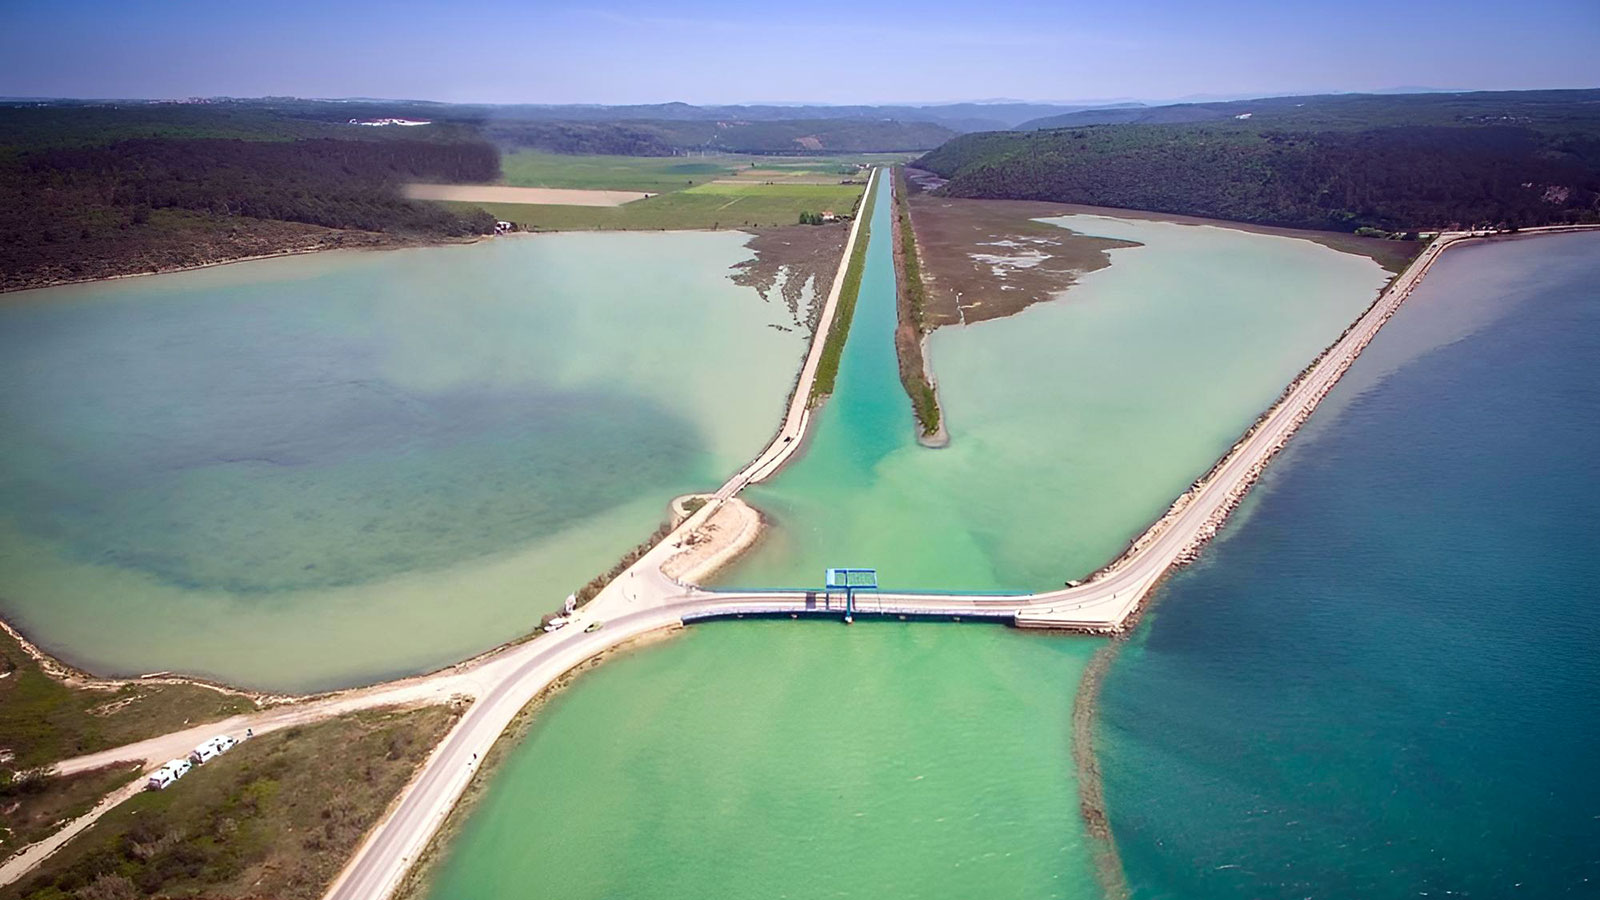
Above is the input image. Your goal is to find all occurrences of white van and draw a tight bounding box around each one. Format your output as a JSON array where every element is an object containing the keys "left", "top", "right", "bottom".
[
  {"left": 190, "top": 734, "right": 238, "bottom": 764},
  {"left": 147, "top": 757, "right": 192, "bottom": 790}
]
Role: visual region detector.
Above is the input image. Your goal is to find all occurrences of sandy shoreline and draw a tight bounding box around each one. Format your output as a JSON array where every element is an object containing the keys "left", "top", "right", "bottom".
[
  {"left": 0, "top": 617, "right": 282, "bottom": 704},
  {"left": 0, "top": 233, "right": 482, "bottom": 299},
  {"left": 661, "top": 496, "right": 765, "bottom": 585}
]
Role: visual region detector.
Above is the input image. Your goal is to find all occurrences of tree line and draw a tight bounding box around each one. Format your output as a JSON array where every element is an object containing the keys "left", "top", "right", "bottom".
[
  {"left": 916, "top": 123, "right": 1600, "bottom": 232},
  {"left": 2, "top": 137, "right": 500, "bottom": 288}
]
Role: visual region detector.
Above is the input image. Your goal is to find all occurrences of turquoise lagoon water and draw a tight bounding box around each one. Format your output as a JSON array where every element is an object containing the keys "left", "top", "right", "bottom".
[
  {"left": 1098, "top": 232, "right": 1600, "bottom": 898},
  {"left": 428, "top": 183, "right": 1111, "bottom": 900},
  {"left": 0, "top": 233, "right": 810, "bottom": 691},
  {"left": 425, "top": 185, "right": 1407, "bottom": 898},
  {"left": 425, "top": 621, "right": 1102, "bottom": 900},
  {"left": 721, "top": 210, "right": 1391, "bottom": 592}
]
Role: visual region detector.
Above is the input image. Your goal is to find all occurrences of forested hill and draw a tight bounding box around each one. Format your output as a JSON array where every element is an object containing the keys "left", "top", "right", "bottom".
[
  {"left": 482, "top": 118, "right": 958, "bottom": 155},
  {"left": 1012, "top": 89, "right": 1600, "bottom": 131},
  {"left": 1, "top": 104, "right": 501, "bottom": 291},
  {"left": 916, "top": 90, "right": 1600, "bottom": 233}
]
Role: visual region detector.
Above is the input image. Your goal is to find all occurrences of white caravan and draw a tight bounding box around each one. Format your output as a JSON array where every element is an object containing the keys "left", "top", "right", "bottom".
[
  {"left": 146, "top": 757, "right": 192, "bottom": 790},
  {"left": 190, "top": 733, "right": 238, "bottom": 764}
]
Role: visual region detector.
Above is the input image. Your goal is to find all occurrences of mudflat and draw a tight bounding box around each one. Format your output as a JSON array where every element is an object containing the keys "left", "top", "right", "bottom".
[
  {"left": 907, "top": 191, "right": 1136, "bottom": 326},
  {"left": 731, "top": 224, "right": 851, "bottom": 330}
]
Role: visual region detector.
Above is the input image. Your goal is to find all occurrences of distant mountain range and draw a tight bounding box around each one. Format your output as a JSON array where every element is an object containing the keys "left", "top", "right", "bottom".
[
  {"left": 466, "top": 101, "right": 1145, "bottom": 133},
  {"left": 2, "top": 96, "right": 1145, "bottom": 135}
]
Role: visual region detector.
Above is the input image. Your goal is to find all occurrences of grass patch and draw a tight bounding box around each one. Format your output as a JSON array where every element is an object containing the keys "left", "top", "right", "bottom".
[
  {"left": 498, "top": 150, "right": 909, "bottom": 193},
  {"left": 501, "top": 151, "right": 738, "bottom": 192},
  {"left": 0, "top": 764, "right": 142, "bottom": 863},
  {"left": 448, "top": 181, "right": 865, "bottom": 232},
  {"left": 0, "top": 628, "right": 259, "bottom": 770},
  {"left": 808, "top": 170, "right": 881, "bottom": 405},
  {"left": 891, "top": 167, "right": 942, "bottom": 437},
  {"left": 2, "top": 705, "right": 461, "bottom": 900}
]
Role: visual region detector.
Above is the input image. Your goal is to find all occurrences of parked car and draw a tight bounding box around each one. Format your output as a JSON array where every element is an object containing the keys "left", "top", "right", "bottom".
[
  {"left": 190, "top": 734, "right": 238, "bottom": 764},
  {"left": 542, "top": 615, "right": 570, "bottom": 633},
  {"left": 147, "top": 757, "right": 192, "bottom": 790}
]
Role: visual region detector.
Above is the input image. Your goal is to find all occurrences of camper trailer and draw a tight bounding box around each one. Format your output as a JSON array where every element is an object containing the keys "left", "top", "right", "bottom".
[
  {"left": 190, "top": 734, "right": 238, "bottom": 764},
  {"left": 146, "top": 757, "right": 192, "bottom": 790}
]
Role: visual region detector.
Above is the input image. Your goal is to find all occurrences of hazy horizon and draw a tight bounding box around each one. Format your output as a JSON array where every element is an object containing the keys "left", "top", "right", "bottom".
[
  {"left": 2, "top": 87, "right": 1566, "bottom": 108},
  {"left": 3, "top": 0, "right": 1595, "bottom": 106}
]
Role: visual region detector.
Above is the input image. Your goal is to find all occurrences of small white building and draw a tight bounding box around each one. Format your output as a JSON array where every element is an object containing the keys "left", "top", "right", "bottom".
[{"left": 347, "top": 117, "right": 433, "bottom": 127}]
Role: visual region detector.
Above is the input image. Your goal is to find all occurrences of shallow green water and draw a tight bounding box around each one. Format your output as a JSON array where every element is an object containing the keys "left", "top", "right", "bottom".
[
  {"left": 427, "top": 621, "right": 1101, "bottom": 899},
  {"left": 0, "top": 233, "right": 808, "bottom": 691},
  {"left": 426, "top": 186, "right": 1398, "bottom": 898},
  {"left": 722, "top": 213, "right": 1391, "bottom": 591}
]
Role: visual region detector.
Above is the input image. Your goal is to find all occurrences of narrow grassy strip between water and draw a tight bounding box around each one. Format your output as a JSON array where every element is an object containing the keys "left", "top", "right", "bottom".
[
  {"left": 890, "top": 166, "right": 942, "bottom": 438},
  {"left": 807, "top": 170, "right": 880, "bottom": 405}
]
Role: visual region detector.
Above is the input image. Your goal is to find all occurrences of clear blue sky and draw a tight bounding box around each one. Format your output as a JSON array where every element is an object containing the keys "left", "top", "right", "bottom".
[{"left": 2, "top": 0, "right": 1596, "bottom": 104}]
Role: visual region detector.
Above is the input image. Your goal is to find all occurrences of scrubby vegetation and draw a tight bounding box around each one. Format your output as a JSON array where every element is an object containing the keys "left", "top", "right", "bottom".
[
  {"left": 2, "top": 706, "right": 459, "bottom": 900},
  {"left": 891, "top": 168, "right": 941, "bottom": 438},
  {"left": 0, "top": 627, "right": 258, "bottom": 770},
  {"left": 809, "top": 172, "right": 880, "bottom": 404},
  {"left": 0, "top": 764, "right": 141, "bottom": 862},
  {"left": 917, "top": 90, "right": 1600, "bottom": 233}
]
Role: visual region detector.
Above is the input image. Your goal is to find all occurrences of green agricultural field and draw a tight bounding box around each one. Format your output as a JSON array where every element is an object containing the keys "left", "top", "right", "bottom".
[
  {"left": 455, "top": 180, "right": 866, "bottom": 231},
  {"left": 499, "top": 150, "right": 907, "bottom": 193},
  {"left": 500, "top": 151, "right": 740, "bottom": 192}
]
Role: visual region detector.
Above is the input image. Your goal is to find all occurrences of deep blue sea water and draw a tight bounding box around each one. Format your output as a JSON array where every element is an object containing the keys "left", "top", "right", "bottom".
[{"left": 1098, "top": 232, "right": 1600, "bottom": 898}]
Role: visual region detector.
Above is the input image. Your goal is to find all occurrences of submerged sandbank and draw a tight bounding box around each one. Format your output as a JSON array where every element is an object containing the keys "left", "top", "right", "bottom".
[{"left": 0, "top": 231, "right": 816, "bottom": 692}]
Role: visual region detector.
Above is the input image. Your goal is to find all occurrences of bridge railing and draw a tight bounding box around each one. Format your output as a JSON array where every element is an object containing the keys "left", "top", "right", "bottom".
[{"left": 697, "top": 585, "right": 1029, "bottom": 598}]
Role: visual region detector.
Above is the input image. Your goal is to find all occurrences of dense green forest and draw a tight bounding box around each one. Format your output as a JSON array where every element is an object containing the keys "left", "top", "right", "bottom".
[
  {"left": 0, "top": 105, "right": 501, "bottom": 290},
  {"left": 917, "top": 91, "right": 1600, "bottom": 233},
  {"left": 1013, "top": 89, "right": 1600, "bottom": 131}
]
